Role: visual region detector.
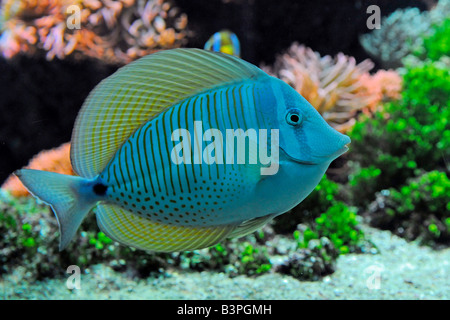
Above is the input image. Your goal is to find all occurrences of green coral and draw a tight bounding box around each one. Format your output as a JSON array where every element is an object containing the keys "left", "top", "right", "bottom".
[
  {"left": 293, "top": 202, "right": 365, "bottom": 255},
  {"left": 351, "top": 55, "right": 449, "bottom": 247},
  {"left": 273, "top": 175, "right": 369, "bottom": 280},
  {"left": 272, "top": 173, "right": 368, "bottom": 275},
  {"left": 88, "top": 231, "right": 112, "bottom": 250},
  {"left": 369, "top": 171, "right": 450, "bottom": 245},
  {"left": 348, "top": 59, "right": 450, "bottom": 206},
  {"left": 21, "top": 223, "right": 38, "bottom": 247},
  {"left": 175, "top": 236, "right": 272, "bottom": 276},
  {"left": 278, "top": 236, "right": 339, "bottom": 281},
  {"left": 0, "top": 190, "right": 58, "bottom": 278},
  {"left": 0, "top": 190, "right": 171, "bottom": 280},
  {"left": 238, "top": 242, "right": 272, "bottom": 275},
  {"left": 2, "top": 188, "right": 351, "bottom": 280},
  {"left": 175, "top": 243, "right": 232, "bottom": 272},
  {"left": 402, "top": 59, "right": 450, "bottom": 107},
  {"left": 315, "top": 203, "right": 364, "bottom": 254},
  {"left": 423, "top": 18, "right": 450, "bottom": 61}
]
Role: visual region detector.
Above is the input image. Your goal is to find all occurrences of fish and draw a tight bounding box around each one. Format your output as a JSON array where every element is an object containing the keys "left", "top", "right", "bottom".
[
  {"left": 15, "top": 48, "right": 350, "bottom": 252},
  {"left": 204, "top": 30, "right": 241, "bottom": 57}
]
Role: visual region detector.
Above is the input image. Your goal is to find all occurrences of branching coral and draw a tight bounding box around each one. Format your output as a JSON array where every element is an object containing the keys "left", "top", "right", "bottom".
[
  {"left": 357, "top": 70, "right": 403, "bottom": 114},
  {"left": 423, "top": 17, "right": 450, "bottom": 61},
  {"left": 368, "top": 171, "right": 450, "bottom": 245},
  {"left": 0, "top": 0, "right": 188, "bottom": 64},
  {"left": 348, "top": 58, "right": 450, "bottom": 207},
  {"left": 359, "top": 1, "right": 450, "bottom": 69},
  {"left": 428, "top": 0, "right": 450, "bottom": 25},
  {"left": 1, "top": 142, "right": 73, "bottom": 197},
  {"left": 264, "top": 43, "right": 401, "bottom": 132},
  {"left": 359, "top": 7, "right": 430, "bottom": 69}
]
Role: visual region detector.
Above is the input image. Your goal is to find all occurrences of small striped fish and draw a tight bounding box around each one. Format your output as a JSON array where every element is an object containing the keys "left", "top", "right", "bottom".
[
  {"left": 204, "top": 30, "right": 241, "bottom": 57},
  {"left": 15, "top": 49, "right": 350, "bottom": 252}
]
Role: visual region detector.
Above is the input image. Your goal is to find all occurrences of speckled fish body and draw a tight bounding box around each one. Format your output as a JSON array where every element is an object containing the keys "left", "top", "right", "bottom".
[
  {"left": 15, "top": 49, "right": 350, "bottom": 252},
  {"left": 100, "top": 84, "right": 272, "bottom": 227}
]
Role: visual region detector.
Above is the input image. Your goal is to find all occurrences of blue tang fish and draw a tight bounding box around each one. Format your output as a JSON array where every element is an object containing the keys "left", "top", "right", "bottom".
[
  {"left": 204, "top": 30, "right": 241, "bottom": 57},
  {"left": 15, "top": 49, "right": 350, "bottom": 252}
]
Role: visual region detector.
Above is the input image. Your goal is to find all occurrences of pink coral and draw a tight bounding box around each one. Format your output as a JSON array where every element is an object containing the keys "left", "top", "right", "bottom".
[
  {"left": 1, "top": 142, "right": 74, "bottom": 197},
  {"left": 264, "top": 43, "right": 402, "bottom": 132},
  {"left": 0, "top": 0, "right": 188, "bottom": 64},
  {"left": 358, "top": 70, "right": 403, "bottom": 114}
]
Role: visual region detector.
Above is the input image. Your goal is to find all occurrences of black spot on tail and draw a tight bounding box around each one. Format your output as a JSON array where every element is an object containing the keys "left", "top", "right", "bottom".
[{"left": 93, "top": 183, "right": 107, "bottom": 196}]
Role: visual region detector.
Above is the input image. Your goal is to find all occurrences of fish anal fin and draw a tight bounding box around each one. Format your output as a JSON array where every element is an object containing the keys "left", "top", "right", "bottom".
[
  {"left": 95, "top": 204, "right": 236, "bottom": 252},
  {"left": 227, "top": 214, "right": 276, "bottom": 239}
]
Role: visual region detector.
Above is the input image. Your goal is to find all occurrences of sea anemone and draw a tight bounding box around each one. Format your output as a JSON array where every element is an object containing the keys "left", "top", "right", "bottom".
[
  {"left": 264, "top": 43, "right": 387, "bottom": 133},
  {"left": 0, "top": 0, "right": 188, "bottom": 64},
  {"left": 1, "top": 142, "right": 73, "bottom": 197}
]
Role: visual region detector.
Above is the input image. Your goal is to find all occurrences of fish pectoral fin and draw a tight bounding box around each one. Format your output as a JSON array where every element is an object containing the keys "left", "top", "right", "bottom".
[
  {"left": 227, "top": 213, "right": 276, "bottom": 239},
  {"left": 95, "top": 203, "right": 236, "bottom": 252}
]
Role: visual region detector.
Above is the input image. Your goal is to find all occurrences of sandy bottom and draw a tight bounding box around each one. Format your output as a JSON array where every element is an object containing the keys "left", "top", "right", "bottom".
[{"left": 1, "top": 225, "right": 449, "bottom": 300}]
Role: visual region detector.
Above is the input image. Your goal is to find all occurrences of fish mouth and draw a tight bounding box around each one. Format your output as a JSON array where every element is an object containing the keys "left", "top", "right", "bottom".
[
  {"left": 330, "top": 144, "right": 350, "bottom": 158},
  {"left": 314, "top": 144, "right": 350, "bottom": 161},
  {"left": 280, "top": 147, "right": 317, "bottom": 165},
  {"left": 280, "top": 143, "right": 350, "bottom": 165}
]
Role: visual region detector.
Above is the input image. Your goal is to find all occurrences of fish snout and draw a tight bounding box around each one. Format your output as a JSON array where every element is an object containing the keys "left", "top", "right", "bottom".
[
  {"left": 312, "top": 129, "right": 351, "bottom": 162},
  {"left": 335, "top": 134, "right": 351, "bottom": 155}
]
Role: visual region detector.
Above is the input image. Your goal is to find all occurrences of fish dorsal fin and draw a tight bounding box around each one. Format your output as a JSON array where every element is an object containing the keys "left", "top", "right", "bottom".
[{"left": 71, "top": 48, "right": 266, "bottom": 178}]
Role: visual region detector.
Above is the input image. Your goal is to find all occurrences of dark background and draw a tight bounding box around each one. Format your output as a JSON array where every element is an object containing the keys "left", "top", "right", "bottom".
[{"left": 0, "top": 0, "right": 429, "bottom": 184}]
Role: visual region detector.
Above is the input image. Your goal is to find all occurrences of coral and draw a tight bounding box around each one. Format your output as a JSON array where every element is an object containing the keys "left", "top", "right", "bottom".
[
  {"left": 237, "top": 241, "right": 272, "bottom": 275},
  {"left": 292, "top": 202, "right": 367, "bottom": 255},
  {"left": 0, "top": 0, "right": 188, "bottom": 64},
  {"left": 402, "top": 58, "right": 450, "bottom": 107},
  {"left": 367, "top": 171, "right": 450, "bottom": 245},
  {"left": 359, "top": 7, "right": 430, "bottom": 69},
  {"left": 175, "top": 234, "right": 273, "bottom": 276},
  {"left": 0, "top": 189, "right": 170, "bottom": 280},
  {"left": 357, "top": 70, "right": 402, "bottom": 114},
  {"left": 0, "top": 182, "right": 371, "bottom": 281},
  {"left": 423, "top": 18, "right": 450, "bottom": 61},
  {"left": 276, "top": 205, "right": 369, "bottom": 281},
  {"left": 273, "top": 174, "right": 369, "bottom": 255},
  {"left": 264, "top": 43, "right": 401, "bottom": 133},
  {"left": 348, "top": 58, "right": 450, "bottom": 206},
  {"left": 0, "top": 190, "right": 59, "bottom": 278},
  {"left": 0, "top": 187, "right": 274, "bottom": 281},
  {"left": 1, "top": 142, "right": 73, "bottom": 197},
  {"left": 277, "top": 236, "right": 339, "bottom": 281},
  {"left": 314, "top": 202, "right": 364, "bottom": 254},
  {"left": 360, "top": 1, "right": 450, "bottom": 69},
  {"left": 428, "top": 0, "right": 450, "bottom": 25}
]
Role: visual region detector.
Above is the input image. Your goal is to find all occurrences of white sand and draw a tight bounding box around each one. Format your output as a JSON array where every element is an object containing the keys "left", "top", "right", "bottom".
[{"left": 1, "top": 225, "right": 449, "bottom": 300}]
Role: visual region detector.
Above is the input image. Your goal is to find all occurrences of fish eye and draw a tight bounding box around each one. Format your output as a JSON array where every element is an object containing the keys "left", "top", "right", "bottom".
[{"left": 286, "top": 110, "right": 303, "bottom": 126}]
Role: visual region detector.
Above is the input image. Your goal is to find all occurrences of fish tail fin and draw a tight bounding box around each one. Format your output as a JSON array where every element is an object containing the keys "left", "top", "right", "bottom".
[{"left": 14, "top": 169, "right": 95, "bottom": 251}]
